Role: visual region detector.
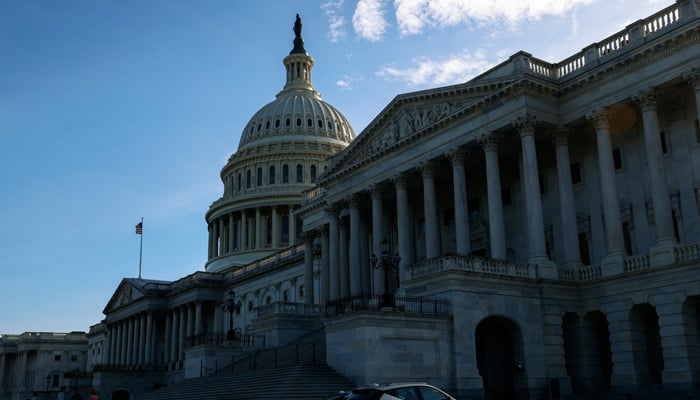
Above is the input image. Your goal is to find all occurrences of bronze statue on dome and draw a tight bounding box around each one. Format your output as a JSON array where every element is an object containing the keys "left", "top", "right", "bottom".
[{"left": 290, "top": 14, "right": 307, "bottom": 55}]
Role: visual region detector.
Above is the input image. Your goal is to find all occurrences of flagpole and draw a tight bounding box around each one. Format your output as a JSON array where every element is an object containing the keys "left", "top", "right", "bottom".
[{"left": 138, "top": 217, "right": 143, "bottom": 279}]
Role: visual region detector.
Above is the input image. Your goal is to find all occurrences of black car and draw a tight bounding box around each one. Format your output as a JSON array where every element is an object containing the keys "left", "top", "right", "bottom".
[{"left": 326, "top": 382, "right": 456, "bottom": 400}]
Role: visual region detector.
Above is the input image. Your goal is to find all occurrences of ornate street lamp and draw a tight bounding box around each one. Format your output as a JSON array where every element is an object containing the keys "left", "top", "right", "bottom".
[
  {"left": 221, "top": 289, "right": 242, "bottom": 344},
  {"left": 371, "top": 238, "right": 401, "bottom": 309}
]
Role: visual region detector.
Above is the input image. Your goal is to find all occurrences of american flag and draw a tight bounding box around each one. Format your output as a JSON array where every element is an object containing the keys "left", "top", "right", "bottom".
[{"left": 135, "top": 222, "right": 143, "bottom": 235}]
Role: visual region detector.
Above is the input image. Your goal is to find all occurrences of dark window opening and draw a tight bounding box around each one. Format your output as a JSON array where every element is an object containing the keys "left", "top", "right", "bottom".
[
  {"left": 296, "top": 118, "right": 301, "bottom": 127},
  {"left": 502, "top": 187, "right": 513, "bottom": 207},
  {"left": 579, "top": 232, "right": 591, "bottom": 265},
  {"left": 571, "top": 162, "right": 582, "bottom": 184},
  {"left": 265, "top": 121, "right": 270, "bottom": 129},
  {"left": 660, "top": 131, "right": 668, "bottom": 154},
  {"left": 257, "top": 167, "right": 263, "bottom": 186},
  {"left": 694, "top": 119, "right": 700, "bottom": 143},
  {"left": 443, "top": 208, "right": 454, "bottom": 226},
  {"left": 318, "top": 120, "right": 323, "bottom": 128},
  {"left": 623, "top": 222, "right": 633, "bottom": 255},
  {"left": 257, "top": 123, "right": 261, "bottom": 132},
  {"left": 310, "top": 165, "right": 317, "bottom": 182},
  {"left": 246, "top": 170, "right": 252, "bottom": 189},
  {"left": 612, "top": 147, "right": 623, "bottom": 170},
  {"left": 275, "top": 119, "right": 280, "bottom": 128},
  {"left": 307, "top": 118, "right": 312, "bottom": 127},
  {"left": 296, "top": 164, "right": 303, "bottom": 183},
  {"left": 282, "top": 165, "right": 289, "bottom": 183},
  {"left": 269, "top": 166, "right": 276, "bottom": 185},
  {"left": 539, "top": 174, "right": 547, "bottom": 195},
  {"left": 286, "top": 118, "right": 291, "bottom": 127}
]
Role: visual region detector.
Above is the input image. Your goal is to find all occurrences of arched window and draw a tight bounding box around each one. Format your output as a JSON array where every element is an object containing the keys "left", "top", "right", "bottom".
[
  {"left": 296, "top": 118, "right": 302, "bottom": 127},
  {"left": 269, "top": 165, "right": 276, "bottom": 185},
  {"left": 310, "top": 165, "right": 317, "bottom": 182},
  {"left": 257, "top": 167, "right": 263, "bottom": 186},
  {"left": 282, "top": 165, "right": 289, "bottom": 183},
  {"left": 238, "top": 172, "right": 242, "bottom": 191},
  {"left": 246, "top": 170, "right": 252, "bottom": 189},
  {"left": 296, "top": 164, "right": 303, "bottom": 183},
  {"left": 286, "top": 118, "right": 291, "bottom": 127}
]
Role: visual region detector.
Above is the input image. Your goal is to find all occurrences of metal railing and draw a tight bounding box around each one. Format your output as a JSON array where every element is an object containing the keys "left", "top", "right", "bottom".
[{"left": 185, "top": 333, "right": 266, "bottom": 348}]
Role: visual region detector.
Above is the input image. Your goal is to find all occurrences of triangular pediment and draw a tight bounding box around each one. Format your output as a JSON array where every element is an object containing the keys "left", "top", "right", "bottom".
[
  {"left": 102, "top": 278, "right": 146, "bottom": 314},
  {"left": 319, "top": 76, "right": 517, "bottom": 183}
]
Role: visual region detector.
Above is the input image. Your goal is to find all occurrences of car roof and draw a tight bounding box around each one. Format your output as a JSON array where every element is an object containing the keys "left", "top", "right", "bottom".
[{"left": 355, "top": 382, "right": 434, "bottom": 391}]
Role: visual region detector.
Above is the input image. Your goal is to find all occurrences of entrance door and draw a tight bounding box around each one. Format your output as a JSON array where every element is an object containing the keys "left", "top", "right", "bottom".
[
  {"left": 112, "top": 389, "right": 130, "bottom": 400},
  {"left": 476, "top": 317, "right": 522, "bottom": 400}
]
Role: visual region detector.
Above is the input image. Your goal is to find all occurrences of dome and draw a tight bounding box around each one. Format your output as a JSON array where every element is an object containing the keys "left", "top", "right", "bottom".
[{"left": 236, "top": 15, "right": 354, "bottom": 151}]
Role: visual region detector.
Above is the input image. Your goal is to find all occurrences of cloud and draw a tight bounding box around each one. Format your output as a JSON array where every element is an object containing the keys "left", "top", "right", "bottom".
[
  {"left": 393, "top": 0, "right": 597, "bottom": 36},
  {"left": 322, "top": 0, "right": 347, "bottom": 42},
  {"left": 336, "top": 75, "right": 354, "bottom": 90},
  {"left": 376, "top": 50, "right": 493, "bottom": 86},
  {"left": 353, "top": 0, "right": 389, "bottom": 41}
]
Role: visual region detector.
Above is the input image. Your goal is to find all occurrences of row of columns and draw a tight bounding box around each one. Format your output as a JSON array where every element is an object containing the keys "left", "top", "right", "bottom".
[
  {"left": 303, "top": 84, "right": 685, "bottom": 299},
  {"left": 106, "top": 312, "right": 156, "bottom": 368},
  {"left": 208, "top": 205, "right": 297, "bottom": 259}
]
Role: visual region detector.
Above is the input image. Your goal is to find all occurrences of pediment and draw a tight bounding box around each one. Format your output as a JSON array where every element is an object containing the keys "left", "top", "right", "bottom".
[
  {"left": 320, "top": 78, "right": 515, "bottom": 182},
  {"left": 103, "top": 279, "right": 146, "bottom": 314}
]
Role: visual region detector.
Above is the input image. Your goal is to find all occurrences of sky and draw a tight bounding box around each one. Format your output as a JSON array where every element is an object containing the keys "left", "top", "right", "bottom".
[{"left": 0, "top": 0, "right": 670, "bottom": 334}]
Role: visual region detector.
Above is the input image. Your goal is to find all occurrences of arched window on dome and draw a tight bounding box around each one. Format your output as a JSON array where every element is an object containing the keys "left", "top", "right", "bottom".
[
  {"left": 257, "top": 167, "right": 263, "bottom": 187},
  {"left": 286, "top": 118, "right": 291, "bottom": 127},
  {"left": 318, "top": 120, "right": 323, "bottom": 128},
  {"left": 282, "top": 165, "right": 289, "bottom": 183},
  {"left": 265, "top": 121, "right": 270, "bottom": 129},
  {"left": 310, "top": 165, "right": 317, "bottom": 182},
  {"left": 296, "top": 164, "right": 303, "bottom": 183},
  {"left": 328, "top": 121, "right": 334, "bottom": 130},
  {"left": 237, "top": 172, "right": 242, "bottom": 192},
  {"left": 296, "top": 118, "right": 302, "bottom": 127},
  {"left": 307, "top": 118, "right": 312, "bottom": 127},
  {"left": 246, "top": 170, "right": 252, "bottom": 189},
  {"left": 269, "top": 165, "right": 276, "bottom": 185},
  {"left": 275, "top": 119, "right": 280, "bottom": 128}
]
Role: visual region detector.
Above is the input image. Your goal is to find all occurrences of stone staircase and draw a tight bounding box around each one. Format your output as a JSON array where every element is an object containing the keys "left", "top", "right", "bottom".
[{"left": 141, "top": 329, "right": 354, "bottom": 400}]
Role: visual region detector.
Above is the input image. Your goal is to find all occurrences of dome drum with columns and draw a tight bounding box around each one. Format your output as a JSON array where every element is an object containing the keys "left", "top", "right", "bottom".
[{"left": 205, "top": 16, "right": 355, "bottom": 273}]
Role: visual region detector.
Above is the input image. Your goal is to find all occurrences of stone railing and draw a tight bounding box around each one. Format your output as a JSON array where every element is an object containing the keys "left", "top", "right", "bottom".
[
  {"left": 524, "top": 1, "right": 687, "bottom": 80},
  {"left": 410, "top": 253, "right": 535, "bottom": 280},
  {"left": 230, "top": 243, "right": 305, "bottom": 279},
  {"left": 675, "top": 242, "right": 700, "bottom": 263},
  {"left": 256, "top": 301, "right": 323, "bottom": 317},
  {"left": 624, "top": 254, "right": 650, "bottom": 273},
  {"left": 578, "top": 264, "right": 602, "bottom": 281}
]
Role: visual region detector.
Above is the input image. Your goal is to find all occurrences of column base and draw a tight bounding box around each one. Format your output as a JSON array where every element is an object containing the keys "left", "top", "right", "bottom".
[
  {"left": 601, "top": 252, "right": 625, "bottom": 277},
  {"left": 650, "top": 240, "right": 677, "bottom": 267}
]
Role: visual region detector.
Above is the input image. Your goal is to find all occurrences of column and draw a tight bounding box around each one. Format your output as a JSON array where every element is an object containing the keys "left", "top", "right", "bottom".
[
  {"left": 320, "top": 226, "right": 330, "bottom": 304},
  {"left": 213, "top": 221, "right": 220, "bottom": 257},
  {"left": 328, "top": 206, "right": 340, "bottom": 300},
  {"left": 228, "top": 213, "right": 235, "bottom": 253},
  {"left": 109, "top": 324, "right": 117, "bottom": 366},
  {"left": 145, "top": 311, "right": 153, "bottom": 365},
  {"left": 208, "top": 225, "right": 213, "bottom": 259},
  {"left": 587, "top": 109, "right": 626, "bottom": 266},
  {"left": 195, "top": 302, "right": 202, "bottom": 335},
  {"left": 136, "top": 314, "right": 144, "bottom": 365},
  {"left": 633, "top": 90, "right": 677, "bottom": 249},
  {"left": 304, "top": 232, "right": 315, "bottom": 304},
  {"left": 289, "top": 205, "right": 297, "bottom": 245},
  {"left": 657, "top": 299, "right": 694, "bottom": 385},
  {"left": 339, "top": 216, "right": 349, "bottom": 298},
  {"left": 360, "top": 219, "right": 371, "bottom": 294},
  {"left": 447, "top": 149, "right": 471, "bottom": 255},
  {"left": 370, "top": 185, "right": 385, "bottom": 294},
  {"left": 164, "top": 312, "right": 172, "bottom": 365},
  {"left": 239, "top": 210, "right": 246, "bottom": 250},
  {"left": 393, "top": 174, "right": 412, "bottom": 285},
  {"left": 179, "top": 307, "right": 186, "bottom": 361},
  {"left": 186, "top": 304, "right": 194, "bottom": 337},
  {"left": 214, "top": 306, "right": 223, "bottom": 336},
  {"left": 348, "top": 196, "right": 362, "bottom": 296},
  {"left": 169, "top": 309, "right": 178, "bottom": 364},
  {"left": 255, "top": 207, "right": 262, "bottom": 249},
  {"left": 126, "top": 317, "right": 134, "bottom": 366},
  {"left": 0, "top": 354, "right": 5, "bottom": 390},
  {"left": 218, "top": 217, "right": 225, "bottom": 255},
  {"left": 553, "top": 127, "right": 582, "bottom": 266},
  {"left": 515, "top": 115, "right": 549, "bottom": 263},
  {"left": 480, "top": 133, "right": 507, "bottom": 259},
  {"left": 271, "top": 206, "right": 279, "bottom": 248},
  {"left": 116, "top": 321, "right": 124, "bottom": 366},
  {"left": 420, "top": 161, "right": 441, "bottom": 258}
]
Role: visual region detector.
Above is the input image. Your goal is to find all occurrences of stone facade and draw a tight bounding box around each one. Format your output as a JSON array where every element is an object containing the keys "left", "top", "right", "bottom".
[{"left": 32, "top": 2, "right": 700, "bottom": 399}]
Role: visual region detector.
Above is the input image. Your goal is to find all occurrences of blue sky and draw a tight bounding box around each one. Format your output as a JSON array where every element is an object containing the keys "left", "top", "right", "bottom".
[{"left": 0, "top": 0, "right": 669, "bottom": 333}]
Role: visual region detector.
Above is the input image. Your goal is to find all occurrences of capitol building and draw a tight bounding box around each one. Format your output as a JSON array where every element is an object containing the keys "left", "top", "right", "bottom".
[{"left": 3, "top": 1, "right": 700, "bottom": 399}]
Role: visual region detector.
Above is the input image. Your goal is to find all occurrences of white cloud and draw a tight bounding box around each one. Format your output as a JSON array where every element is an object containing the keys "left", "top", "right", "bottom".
[
  {"left": 353, "top": 0, "right": 389, "bottom": 41},
  {"left": 393, "top": 0, "right": 597, "bottom": 36},
  {"left": 376, "top": 50, "right": 493, "bottom": 86},
  {"left": 322, "top": 0, "right": 347, "bottom": 42}
]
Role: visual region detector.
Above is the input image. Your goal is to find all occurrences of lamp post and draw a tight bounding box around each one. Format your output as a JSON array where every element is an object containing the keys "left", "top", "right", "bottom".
[
  {"left": 371, "top": 238, "right": 401, "bottom": 309},
  {"left": 45, "top": 375, "right": 50, "bottom": 393},
  {"left": 221, "top": 289, "right": 242, "bottom": 344}
]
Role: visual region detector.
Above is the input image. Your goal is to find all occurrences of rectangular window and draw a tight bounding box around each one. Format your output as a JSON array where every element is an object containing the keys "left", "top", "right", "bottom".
[
  {"left": 248, "top": 301, "right": 254, "bottom": 312},
  {"left": 71, "top": 355, "right": 78, "bottom": 362},
  {"left": 578, "top": 233, "right": 590, "bottom": 265},
  {"left": 612, "top": 147, "right": 623, "bottom": 170},
  {"left": 54, "top": 354, "right": 61, "bottom": 362},
  {"left": 283, "top": 290, "right": 290, "bottom": 302},
  {"left": 52, "top": 374, "right": 60, "bottom": 387},
  {"left": 695, "top": 119, "right": 700, "bottom": 143},
  {"left": 299, "top": 285, "right": 305, "bottom": 298},
  {"left": 571, "top": 162, "right": 582, "bottom": 184},
  {"left": 443, "top": 209, "right": 454, "bottom": 226},
  {"left": 660, "top": 131, "right": 669, "bottom": 154},
  {"left": 501, "top": 187, "right": 513, "bottom": 207},
  {"left": 539, "top": 174, "right": 547, "bottom": 195}
]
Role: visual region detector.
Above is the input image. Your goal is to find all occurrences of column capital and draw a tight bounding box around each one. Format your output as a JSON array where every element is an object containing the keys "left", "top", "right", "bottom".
[
  {"left": 325, "top": 203, "right": 339, "bottom": 217},
  {"left": 477, "top": 131, "right": 500, "bottom": 152},
  {"left": 347, "top": 193, "right": 361, "bottom": 209},
  {"left": 513, "top": 113, "right": 539, "bottom": 137},
  {"left": 552, "top": 126, "right": 574, "bottom": 146},
  {"left": 586, "top": 108, "right": 610, "bottom": 131},
  {"left": 445, "top": 148, "right": 466, "bottom": 166},
  {"left": 301, "top": 229, "right": 318, "bottom": 242},
  {"left": 632, "top": 89, "right": 658, "bottom": 112},
  {"left": 368, "top": 184, "right": 384, "bottom": 199},
  {"left": 682, "top": 67, "right": 700, "bottom": 91},
  {"left": 391, "top": 173, "right": 410, "bottom": 189},
  {"left": 418, "top": 160, "right": 436, "bottom": 177}
]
